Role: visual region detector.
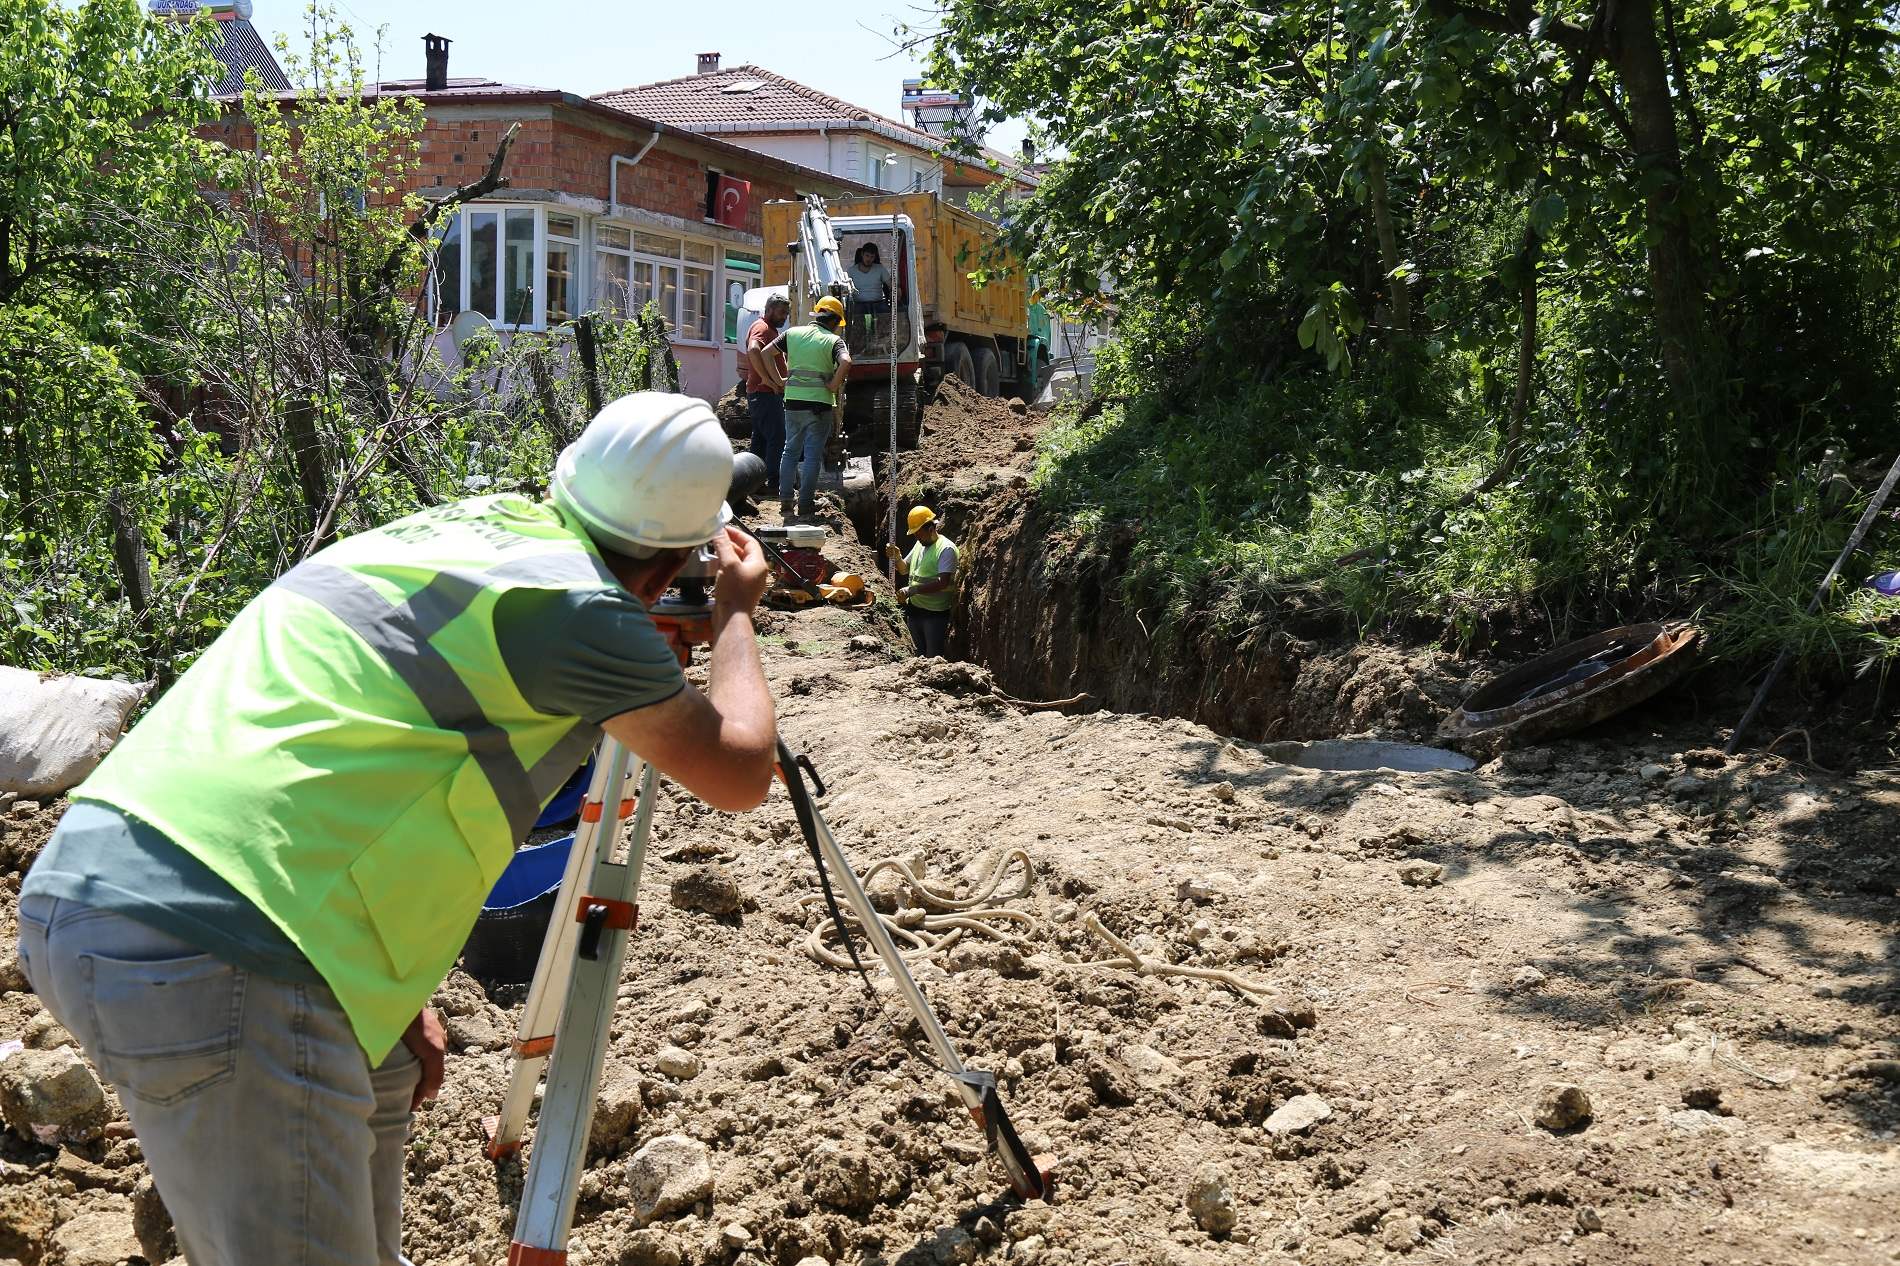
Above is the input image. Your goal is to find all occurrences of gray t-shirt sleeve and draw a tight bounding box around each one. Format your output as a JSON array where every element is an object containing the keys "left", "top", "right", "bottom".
[{"left": 495, "top": 587, "right": 687, "bottom": 724}]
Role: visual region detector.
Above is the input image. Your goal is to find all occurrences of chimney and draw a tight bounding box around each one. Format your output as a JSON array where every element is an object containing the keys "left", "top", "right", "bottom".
[
  {"left": 424, "top": 33, "right": 451, "bottom": 92},
  {"left": 697, "top": 52, "right": 722, "bottom": 75}
]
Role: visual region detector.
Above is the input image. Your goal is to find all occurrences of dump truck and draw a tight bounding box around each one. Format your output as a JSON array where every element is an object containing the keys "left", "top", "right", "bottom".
[{"left": 761, "top": 193, "right": 1050, "bottom": 450}]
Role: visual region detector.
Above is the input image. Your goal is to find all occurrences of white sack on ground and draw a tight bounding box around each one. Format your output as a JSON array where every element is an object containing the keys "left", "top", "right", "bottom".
[{"left": 0, "top": 667, "right": 150, "bottom": 798}]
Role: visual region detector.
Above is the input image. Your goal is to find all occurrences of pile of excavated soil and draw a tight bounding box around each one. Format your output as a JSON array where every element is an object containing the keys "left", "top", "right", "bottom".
[
  {"left": 4, "top": 634, "right": 1898, "bottom": 1265},
  {"left": 907, "top": 379, "right": 1040, "bottom": 494}
]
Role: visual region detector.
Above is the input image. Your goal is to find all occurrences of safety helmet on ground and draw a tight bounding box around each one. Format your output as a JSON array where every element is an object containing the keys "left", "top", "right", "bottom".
[
  {"left": 551, "top": 392, "right": 734, "bottom": 553},
  {"left": 907, "top": 505, "right": 938, "bottom": 534},
  {"left": 812, "top": 296, "right": 846, "bottom": 322}
]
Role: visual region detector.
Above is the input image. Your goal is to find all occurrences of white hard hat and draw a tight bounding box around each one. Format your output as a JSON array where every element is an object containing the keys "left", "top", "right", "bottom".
[{"left": 551, "top": 392, "right": 735, "bottom": 552}]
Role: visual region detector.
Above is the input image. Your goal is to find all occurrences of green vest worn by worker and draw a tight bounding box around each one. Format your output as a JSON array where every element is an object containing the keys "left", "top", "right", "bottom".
[
  {"left": 784, "top": 324, "right": 844, "bottom": 408},
  {"left": 905, "top": 535, "right": 957, "bottom": 613},
  {"left": 77, "top": 495, "right": 620, "bottom": 1059}
]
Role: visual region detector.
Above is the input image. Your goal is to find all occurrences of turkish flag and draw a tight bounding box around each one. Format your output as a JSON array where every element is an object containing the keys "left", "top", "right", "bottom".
[{"left": 714, "top": 175, "right": 751, "bottom": 228}]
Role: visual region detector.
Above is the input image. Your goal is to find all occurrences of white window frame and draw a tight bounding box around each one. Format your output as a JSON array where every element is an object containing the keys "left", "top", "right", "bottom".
[
  {"left": 590, "top": 223, "right": 721, "bottom": 348},
  {"left": 433, "top": 203, "right": 580, "bottom": 333}
]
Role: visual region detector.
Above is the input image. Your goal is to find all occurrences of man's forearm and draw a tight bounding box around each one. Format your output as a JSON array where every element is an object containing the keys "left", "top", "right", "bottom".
[
  {"left": 912, "top": 573, "right": 953, "bottom": 594},
  {"left": 705, "top": 608, "right": 775, "bottom": 751}
]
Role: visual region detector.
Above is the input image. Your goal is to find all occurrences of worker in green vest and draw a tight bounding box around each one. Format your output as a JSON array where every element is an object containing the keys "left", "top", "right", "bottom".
[
  {"left": 14, "top": 393, "right": 776, "bottom": 1266},
  {"left": 779, "top": 295, "right": 851, "bottom": 520},
  {"left": 885, "top": 504, "right": 959, "bottom": 658}
]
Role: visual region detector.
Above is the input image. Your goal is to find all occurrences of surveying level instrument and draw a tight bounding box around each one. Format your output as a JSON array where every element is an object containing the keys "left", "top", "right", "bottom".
[{"left": 490, "top": 565, "right": 1050, "bottom": 1266}]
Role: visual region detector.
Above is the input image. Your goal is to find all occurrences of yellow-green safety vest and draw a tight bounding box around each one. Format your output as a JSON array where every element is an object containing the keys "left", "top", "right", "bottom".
[
  {"left": 784, "top": 324, "right": 844, "bottom": 407},
  {"left": 77, "top": 495, "right": 620, "bottom": 1059},
  {"left": 905, "top": 535, "right": 957, "bottom": 612}
]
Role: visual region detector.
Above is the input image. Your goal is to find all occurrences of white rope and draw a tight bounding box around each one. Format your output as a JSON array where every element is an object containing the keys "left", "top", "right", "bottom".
[{"left": 799, "top": 847, "right": 1038, "bottom": 969}]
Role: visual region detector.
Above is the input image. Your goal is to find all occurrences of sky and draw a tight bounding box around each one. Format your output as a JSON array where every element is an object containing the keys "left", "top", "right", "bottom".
[{"left": 250, "top": 0, "right": 1029, "bottom": 156}]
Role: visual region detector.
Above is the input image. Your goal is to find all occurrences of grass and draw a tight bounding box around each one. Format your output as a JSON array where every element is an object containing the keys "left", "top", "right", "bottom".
[{"left": 1025, "top": 344, "right": 1900, "bottom": 680}]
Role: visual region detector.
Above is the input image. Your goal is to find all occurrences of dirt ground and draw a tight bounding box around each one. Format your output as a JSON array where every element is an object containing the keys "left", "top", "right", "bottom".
[{"left": 1, "top": 407, "right": 1897, "bottom": 1266}]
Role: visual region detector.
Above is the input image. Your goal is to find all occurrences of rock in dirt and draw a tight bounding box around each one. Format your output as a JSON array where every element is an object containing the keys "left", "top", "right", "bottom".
[
  {"left": 22, "top": 1009, "right": 76, "bottom": 1050},
  {"left": 865, "top": 867, "right": 913, "bottom": 914},
  {"left": 0, "top": 1183, "right": 56, "bottom": 1261},
  {"left": 792, "top": 1258, "right": 829, "bottom": 1266},
  {"left": 654, "top": 1046, "right": 701, "bottom": 1080},
  {"left": 1511, "top": 965, "right": 1548, "bottom": 990},
  {"left": 1533, "top": 1083, "right": 1593, "bottom": 1131},
  {"left": 591, "top": 1064, "right": 645, "bottom": 1155},
  {"left": 1576, "top": 1205, "right": 1604, "bottom": 1233},
  {"left": 1639, "top": 762, "right": 1670, "bottom": 784},
  {"left": 626, "top": 1134, "right": 714, "bottom": 1223},
  {"left": 620, "top": 1226, "right": 683, "bottom": 1266},
  {"left": 132, "top": 1175, "right": 178, "bottom": 1263},
  {"left": 1396, "top": 859, "right": 1444, "bottom": 887},
  {"left": 0, "top": 1045, "right": 109, "bottom": 1142},
  {"left": 1264, "top": 1094, "right": 1332, "bottom": 1137},
  {"left": 0, "top": 941, "right": 26, "bottom": 994},
  {"left": 669, "top": 864, "right": 743, "bottom": 917},
  {"left": 50, "top": 1204, "right": 142, "bottom": 1266},
  {"left": 1084, "top": 1054, "right": 1138, "bottom": 1107},
  {"left": 1185, "top": 1164, "right": 1238, "bottom": 1235},
  {"left": 806, "top": 1142, "right": 877, "bottom": 1213}
]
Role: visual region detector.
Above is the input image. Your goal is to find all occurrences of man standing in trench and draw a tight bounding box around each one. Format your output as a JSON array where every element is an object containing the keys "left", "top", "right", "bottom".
[
  {"left": 15, "top": 394, "right": 776, "bottom": 1266},
  {"left": 886, "top": 504, "right": 959, "bottom": 658}
]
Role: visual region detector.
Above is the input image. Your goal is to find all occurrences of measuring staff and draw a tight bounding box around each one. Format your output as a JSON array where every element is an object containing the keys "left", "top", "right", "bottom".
[{"left": 15, "top": 394, "right": 775, "bottom": 1266}]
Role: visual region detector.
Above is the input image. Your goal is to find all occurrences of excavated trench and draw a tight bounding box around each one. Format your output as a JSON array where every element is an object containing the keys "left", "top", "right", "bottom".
[{"left": 846, "top": 395, "right": 1483, "bottom": 754}]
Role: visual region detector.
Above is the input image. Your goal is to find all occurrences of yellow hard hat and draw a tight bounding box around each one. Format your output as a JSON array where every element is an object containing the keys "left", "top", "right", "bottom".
[
  {"left": 812, "top": 296, "right": 846, "bottom": 322},
  {"left": 907, "top": 506, "right": 937, "bottom": 533}
]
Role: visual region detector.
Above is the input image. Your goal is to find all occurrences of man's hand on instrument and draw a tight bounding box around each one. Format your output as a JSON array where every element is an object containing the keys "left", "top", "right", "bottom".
[
  {"left": 712, "top": 526, "right": 770, "bottom": 616},
  {"left": 402, "top": 1007, "right": 446, "bottom": 1112}
]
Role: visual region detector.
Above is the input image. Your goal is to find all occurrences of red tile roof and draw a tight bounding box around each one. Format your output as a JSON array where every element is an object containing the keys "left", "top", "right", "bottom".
[{"left": 595, "top": 64, "right": 937, "bottom": 145}]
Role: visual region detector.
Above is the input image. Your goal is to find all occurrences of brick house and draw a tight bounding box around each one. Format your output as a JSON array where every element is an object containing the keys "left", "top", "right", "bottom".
[
  {"left": 206, "top": 36, "right": 874, "bottom": 402},
  {"left": 595, "top": 56, "right": 1034, "bottom": 217}
]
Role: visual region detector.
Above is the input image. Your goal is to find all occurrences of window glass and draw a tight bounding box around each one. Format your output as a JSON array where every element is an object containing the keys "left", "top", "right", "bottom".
[
  {"left": 594, "top": 249, "right": 630, "bottom": 316},
  {"left": 658, "top": 266, "right": 680, "bottom": 331},
  {"left": 632, "top": 259, "right": 657, "bottom": 315},
  {"left": 469, "top": 211, "right": 499, "bottom": 320},
  {"left": 596, "top": 224, "right": 630, "bottom": 251},
  {"left": 634, "top": 231, "right": 681, "bottom": 257},
  {"left": 724, "top": 251, "right": 761, "bottom": 343},
  {"left": 682, "top": 239, "right": 715, "bottom": 264},
  {"left": 546, "top": 240, "right": 575, "bottom": 324},
  {"left": 547, "top": 213, "right": 580, "bottom": 240},
  {"left": 681, "top": 265, "right": 713, "bottom": 341},
  {"left": 503, "top": 208, "right": 536, "bottom": 326},
  {"left": 435, "top": 215, "right": 463, "bottom": 323}
]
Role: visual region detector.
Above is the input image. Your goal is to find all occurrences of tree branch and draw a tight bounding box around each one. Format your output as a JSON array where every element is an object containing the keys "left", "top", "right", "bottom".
[
  {"left": 1426, "top": 0, "right": 1593, "bottom": 54},
  {"left": 373, "top": 121, "right": 519, "bottom": 299}
]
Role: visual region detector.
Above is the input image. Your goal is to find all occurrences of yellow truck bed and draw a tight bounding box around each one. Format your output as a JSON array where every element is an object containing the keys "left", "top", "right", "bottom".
[{"left": 762, "top": 193, "right": 1028, "bottom": 344}]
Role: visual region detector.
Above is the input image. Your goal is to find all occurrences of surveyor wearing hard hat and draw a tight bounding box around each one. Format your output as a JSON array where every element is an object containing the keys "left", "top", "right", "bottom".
[
  {"left": 16, "top": 393, "right": 775, "bottom": 1266},
  {"left": 780, "top": 294, "right": 852, "bottom": 520},
  {"left": 885, "top": 505, "right": 960, "bottom": 658}
]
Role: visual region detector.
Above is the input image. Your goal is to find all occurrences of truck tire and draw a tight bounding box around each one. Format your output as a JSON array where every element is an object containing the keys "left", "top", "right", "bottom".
[
  {"left": 944, "top": 341, "right": 976, "bottom": 388},
  {"left": 972, "top": 345, "right": 1002, "bottom": 398}
]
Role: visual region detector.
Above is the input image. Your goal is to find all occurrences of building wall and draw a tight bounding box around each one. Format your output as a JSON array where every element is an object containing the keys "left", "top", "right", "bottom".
[{"left": 208, "top": 99, "right": 862, "bottom": 404}]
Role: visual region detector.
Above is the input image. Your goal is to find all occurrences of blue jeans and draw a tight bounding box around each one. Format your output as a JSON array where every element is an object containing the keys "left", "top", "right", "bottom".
[
  {"left": 780, "top": 405, "right": 832, "bottom": 516},
  {"left": 17, "top": 894, "right": 418, "bottom": 1266},
  {"left": 904, "top": 605, "right": 951, "bottom": 658},
  {"left": 747, "top": 392, "right": 785, "bottom": 493}
]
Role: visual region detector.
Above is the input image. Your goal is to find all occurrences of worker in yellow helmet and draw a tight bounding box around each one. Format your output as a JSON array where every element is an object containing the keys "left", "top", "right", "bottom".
[
  {"left": 780, "top": 295, "right": 851, "bottom": 521},
  {"left": 884, "top": 505, "right": 959, "bottom": 658},
  {"left": 15, "top": 394, "right": 777, "bottom": 1266}
]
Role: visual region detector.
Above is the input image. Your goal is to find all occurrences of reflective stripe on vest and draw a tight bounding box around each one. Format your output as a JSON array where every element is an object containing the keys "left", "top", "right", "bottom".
[
  {"left": 75, "top": 494, "right": 629, "bottom": 1060},
  {"left": 784, "top": 325, "right": 840, "bottom": 406},
  {"left": 273, "top": 562, "right": 600, "bottom": 841}
]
